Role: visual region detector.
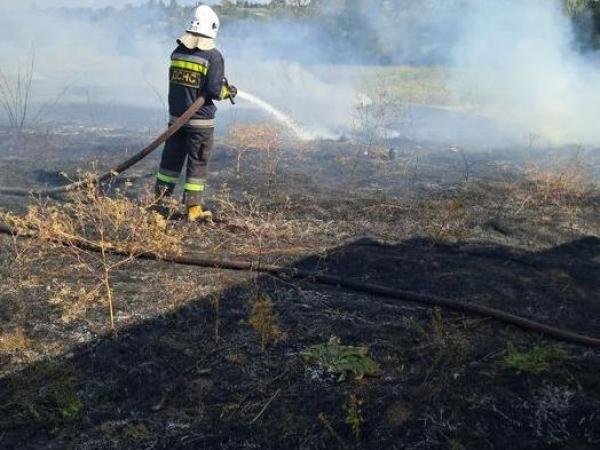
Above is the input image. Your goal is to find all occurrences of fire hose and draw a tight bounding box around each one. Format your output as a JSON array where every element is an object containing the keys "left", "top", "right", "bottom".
[
  {"left": 0, "top": 222, "right": 599, "bottom": 349},
  {"left": 0, "top": 96, "right": 207, "bottom": 196}
]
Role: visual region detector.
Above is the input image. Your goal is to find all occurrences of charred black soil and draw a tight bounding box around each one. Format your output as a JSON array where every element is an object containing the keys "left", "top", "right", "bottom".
[{"left": 0, "top": 127, "right": 599, "bottom": 449}]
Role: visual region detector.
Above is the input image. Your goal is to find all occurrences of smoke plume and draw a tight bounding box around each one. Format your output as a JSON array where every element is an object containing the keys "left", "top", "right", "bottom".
[
  {"left": 1, "top": 1, "right": 600, "bottom": 144},
  {"left": 450, "top": 0, "right": 600, "bottom": 145}
]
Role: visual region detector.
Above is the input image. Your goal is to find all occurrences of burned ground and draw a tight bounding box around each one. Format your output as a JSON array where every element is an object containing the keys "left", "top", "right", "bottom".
[{"left": 0, "top": 126, "right": 599, "bottom": 449}]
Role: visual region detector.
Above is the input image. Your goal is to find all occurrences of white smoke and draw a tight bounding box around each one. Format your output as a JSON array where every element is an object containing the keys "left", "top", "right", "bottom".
[
  {"left": 0, "top": 5, "right": 168, "bottom": 108},
  {"left": 0, "top": 2, "right": 356, "bottom": 136},
  {"left": 317, "top": 0, "right": 600, "bottom": 145},
  {"left": 219, "top": 17, "right": 357, "bottom": 138},
  {"left": 2, "top": 1, "right": 600, "bottom": 144},
  {"left": 450, "top": 0, "right": 600, "bottom": 144}
]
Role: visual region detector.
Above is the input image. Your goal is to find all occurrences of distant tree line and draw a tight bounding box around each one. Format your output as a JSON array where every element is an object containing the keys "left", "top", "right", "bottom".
[
  {"left": 87, "top": 0, "right": 600, "bottom": 61},
  {"left": 564, "top": 0, "right": 600, "bottom": 48}
]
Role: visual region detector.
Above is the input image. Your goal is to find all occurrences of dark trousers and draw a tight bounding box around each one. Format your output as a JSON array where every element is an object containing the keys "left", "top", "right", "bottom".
[{"left": 155, "top": 126, "right": 214, "bottom": 206}]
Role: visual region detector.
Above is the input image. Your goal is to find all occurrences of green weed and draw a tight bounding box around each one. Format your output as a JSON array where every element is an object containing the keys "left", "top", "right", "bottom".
[
  {"left": 344, "top": 393, "right": 365, "bottom": 441},
  {"left": 1, "top": 360, "right": 84, "bottom": 431},
  {"left": 301, "top": 336, "right": 380, "bottom": 381},
  {"left": 502, "top": 343, "right": 567, "bottom": 375}
]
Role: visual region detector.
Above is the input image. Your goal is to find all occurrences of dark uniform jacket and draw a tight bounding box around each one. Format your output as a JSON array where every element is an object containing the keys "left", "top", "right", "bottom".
[{"left": 168, "top": 43, "right": 225, "bottom": 126}]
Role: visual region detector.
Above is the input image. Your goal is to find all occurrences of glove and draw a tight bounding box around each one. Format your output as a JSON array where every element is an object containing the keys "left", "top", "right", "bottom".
[
  {"left": 220, "top": 78, "right": 237, "bottom": 103},
  {"left": 228, "top": 83, "right": 238, "bottom": 100}
]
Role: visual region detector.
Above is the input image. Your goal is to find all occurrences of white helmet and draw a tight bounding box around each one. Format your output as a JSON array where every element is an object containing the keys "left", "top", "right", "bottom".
[{"left": 186, "top": 5, "right": 220, "bottom": 39}]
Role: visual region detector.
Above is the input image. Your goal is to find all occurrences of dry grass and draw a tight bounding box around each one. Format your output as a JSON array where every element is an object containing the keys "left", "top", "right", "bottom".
[
  {"left": 4, "top": 181, "right": 182, "bottom": 257},
  {"left": 0, "top": 176, "right": 337, "bottom": 335},
  {"left": 420, "top": 198, "right": 471, "bottom": 242},
  {"left": 248, "top": 293, "right": 284, "bottom": 351},
  {"left": 207, "top": 187, "right": 334, "bottom": 256},
  {"left": 46, "top": 280, "right": 100, "bottom": 325},
  {"left": 335, "top": 144, "right": 394, "bottom": 179},
  {"left": 1, "top": 179, "right": 186, "bottom": 333},
  {"left": 1, "top": 127, "right": 599, "bottom": 447},
  {"left": 512, "top": 157, "right": 591, "bottom": 220},
  {"left": 228, "top": 124, "right": 282, "bottom": 156},
  {"left": 0, "top": 327, "right": 30, "bottom": 354},
  {"left": 227, "top": 124, "right": 283, "bottom": 192},
  {"left": 0, "top": 234, "right": 49, "bottom": 330},
  {"left": 349, "top": 83, "right": 410, "bottom": 176}
]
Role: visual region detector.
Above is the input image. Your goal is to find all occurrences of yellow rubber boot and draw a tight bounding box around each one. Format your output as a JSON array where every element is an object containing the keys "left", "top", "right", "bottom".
[{"left": 187, "top": 205, "right": 213, "bottom": 223}]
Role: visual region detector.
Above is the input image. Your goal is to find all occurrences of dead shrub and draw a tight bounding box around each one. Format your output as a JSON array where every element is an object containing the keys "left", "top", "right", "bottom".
[
  {"left": 350, "top": 83, "right": 410, "bottom": 175},
  {"left": 5, "top": 180, "right": 182, "bottom": 256},
  {"left": 0, "top": 51, "right": 34, "bottom": 131},
  {"left": 1, "top": 178, "right": 185, "bottom": 333}
]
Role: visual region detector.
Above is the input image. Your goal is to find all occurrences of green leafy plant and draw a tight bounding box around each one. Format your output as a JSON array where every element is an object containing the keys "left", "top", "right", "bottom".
[{"left": 301, "top": 336, "right": 381, "bottom": 381}]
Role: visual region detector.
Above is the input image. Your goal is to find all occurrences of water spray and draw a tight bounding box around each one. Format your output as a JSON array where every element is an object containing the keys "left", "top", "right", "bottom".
[{"left": 236, "top": 90, "right": 314, "bottom": 141}]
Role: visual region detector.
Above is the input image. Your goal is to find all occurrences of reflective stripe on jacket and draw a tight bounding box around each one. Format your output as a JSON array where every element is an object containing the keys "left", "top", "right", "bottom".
[{"left": 168, "top": 44, "right": 225, "bottom": 123}]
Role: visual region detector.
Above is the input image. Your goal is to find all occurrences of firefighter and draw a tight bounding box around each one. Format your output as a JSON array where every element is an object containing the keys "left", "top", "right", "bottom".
[{"left": 155, "top": 5, "right": 237, "bottom": 222}]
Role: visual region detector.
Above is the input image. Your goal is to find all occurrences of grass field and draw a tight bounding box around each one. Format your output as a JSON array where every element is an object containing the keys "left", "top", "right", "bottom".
[{"left": 0, "top": 122, "right": 599, "bottom": 449}]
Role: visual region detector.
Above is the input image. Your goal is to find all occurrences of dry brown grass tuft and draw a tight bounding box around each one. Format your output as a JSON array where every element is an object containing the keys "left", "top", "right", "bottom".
[
  {"left": 512, "top": 157, "right": 591, "bottom": 220},
  {"left": 420, "top": 198, "right": 470, "bottom": 242},
  {"left": 228, "top": 124, "right": 282, "bottom": 152},
  {"left": 208, "top": 187, "right": 332, "bottom": 256},
  {"left": 0, "top": 234, "right": 48, "bottom": 328},
  {"left": 248, "top": 293, "right": 284, "bottom": 351},
  {"left": 46, "top": 280, "right": 100, "bottom": 325},
  {"left": 217, "top": 190, "right": 294, "bottom": 240},
  {"left": 4, "top": 180, "right": 182, "bottom": 257},
  {"left": 0, "top": 327, "right": 29, "bottom": 354}
]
